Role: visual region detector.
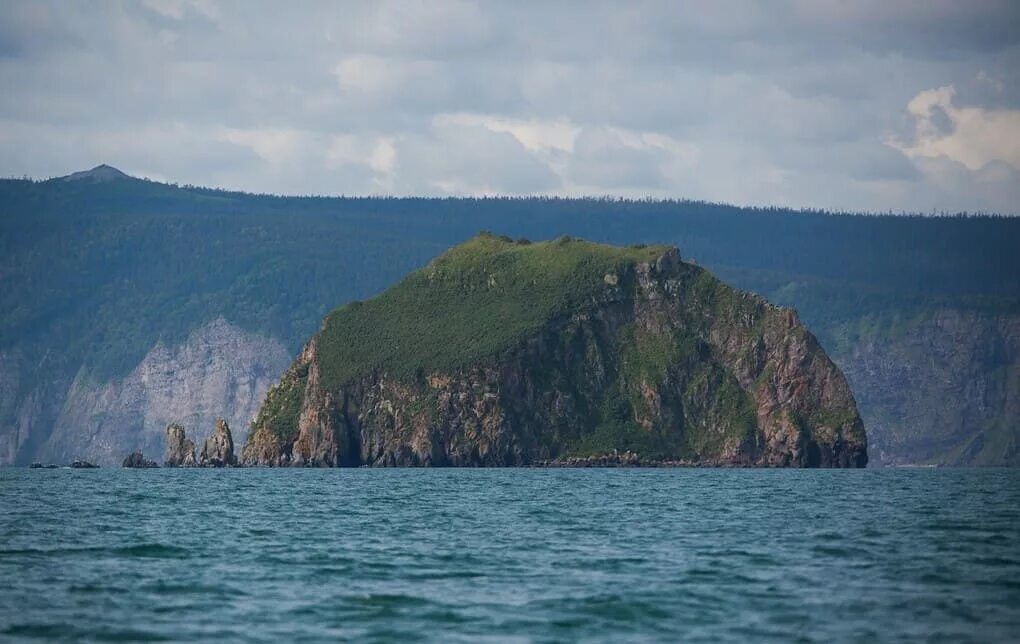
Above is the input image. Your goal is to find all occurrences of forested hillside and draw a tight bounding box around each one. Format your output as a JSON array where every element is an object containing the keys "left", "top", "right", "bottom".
[{"left": 1, "top": 170, "right": 1017, "bottom": 465}]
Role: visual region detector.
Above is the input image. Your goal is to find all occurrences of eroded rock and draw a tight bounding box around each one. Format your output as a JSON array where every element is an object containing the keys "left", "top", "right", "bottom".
[
  {"left": 164, "top": 423, "right": 197, "bottom": 467},
  {"left": 199, "top": 418, "right": 237, "bottom": 467}
]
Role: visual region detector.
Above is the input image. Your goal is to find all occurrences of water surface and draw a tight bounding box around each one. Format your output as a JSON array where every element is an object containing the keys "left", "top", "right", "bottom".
[{"left": 1, "top": 468, "right": 1018, "bottom": 641}]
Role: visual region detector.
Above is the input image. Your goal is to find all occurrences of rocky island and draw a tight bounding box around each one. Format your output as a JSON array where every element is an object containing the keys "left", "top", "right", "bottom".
[{"left": 239, "top": 234, "right": 867, "bottom": 467}]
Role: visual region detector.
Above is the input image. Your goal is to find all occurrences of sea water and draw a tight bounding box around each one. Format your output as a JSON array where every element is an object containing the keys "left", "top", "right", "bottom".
[{"left": 1, "top": 468, "right": 1018, "bottom": 642}]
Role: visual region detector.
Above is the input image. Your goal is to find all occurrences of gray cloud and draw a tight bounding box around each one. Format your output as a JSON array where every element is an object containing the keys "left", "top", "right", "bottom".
[
  {"left": 567, "top": 128, "right": 669, "bottom": 190},
  {"left": 0, "top": 0, "right": 1018, "bottom": 213}
]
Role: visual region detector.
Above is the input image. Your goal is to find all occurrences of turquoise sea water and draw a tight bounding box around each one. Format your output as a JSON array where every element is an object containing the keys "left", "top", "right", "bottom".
[{"left": 1, "top": 468, "right": 1018, "bottom": 642}]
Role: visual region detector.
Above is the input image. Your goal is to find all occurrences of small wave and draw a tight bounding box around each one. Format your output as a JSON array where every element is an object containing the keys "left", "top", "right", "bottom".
[
  {"left": 812, "top": 544, "right": 867, "bottom": 558},
  {"left": 3, "top": 623, "right": 171, "bottom": 641},
  {"left": 0, "top": 543, "right": 189, "bottom": 560},
  {"left": 141, "top": 580, "right": 239, "bottom": 597},
  {"left": 530, "top": 594, "right": 673, "bottom": 623},
  {"left": 112, "top": 544, "right": 190, "bottom": 559},
  {"left": 0, "top": 545, "right": 106, "bottom": 558},
  {"left": 69, "top": 583, "right": 130, "bottom": 595},
  {"left": 405, "top": 569, "right": 485, "bottom": 580},
  {"left": 349, "top": 593, "right": 434, "bottom": 610}
]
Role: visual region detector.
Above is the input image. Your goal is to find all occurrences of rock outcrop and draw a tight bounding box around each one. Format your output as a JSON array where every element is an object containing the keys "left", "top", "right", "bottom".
[
  {"left": 199, "top": 418, "right": 237, "bottom": 467},
  {"left": 243, "top": 235, "right": 867, "bottom": 468},
  {"left": 164, "top": 423, "right": 197, "bottom": 467},
  {"left": 122, "top": 450, "right": 158, "bottom": 468}
]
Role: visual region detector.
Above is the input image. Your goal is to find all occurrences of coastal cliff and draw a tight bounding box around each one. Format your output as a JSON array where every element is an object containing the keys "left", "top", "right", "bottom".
[
  {"left": 27, "top": 318, "right": 290, "bottom": 467},
  {"left": 830, "top": 309, "right": 1020, "bottom": 466},
  {"left": 243, "top": 235, "right": 867, "bottom": 467}
]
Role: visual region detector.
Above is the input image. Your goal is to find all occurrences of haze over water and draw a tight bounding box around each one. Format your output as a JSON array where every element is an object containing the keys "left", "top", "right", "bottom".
[{"left": 1, "top": 468, "right": 1018, "bottom": 641}]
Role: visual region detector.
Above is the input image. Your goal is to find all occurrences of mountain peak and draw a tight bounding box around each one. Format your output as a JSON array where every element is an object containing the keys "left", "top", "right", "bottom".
[{"left": 59, "top": 164, "right": 132, "bottom": 183}]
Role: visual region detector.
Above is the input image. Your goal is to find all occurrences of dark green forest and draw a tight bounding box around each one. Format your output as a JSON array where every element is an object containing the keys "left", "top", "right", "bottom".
[{"left": 1, "top": 174, "right": 1018, "bottom": 383}]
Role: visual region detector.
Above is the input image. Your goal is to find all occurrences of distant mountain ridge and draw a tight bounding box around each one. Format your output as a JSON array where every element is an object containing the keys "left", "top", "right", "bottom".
[{"left": 0, "top": 169, "right": 1016, "bottom": 465}]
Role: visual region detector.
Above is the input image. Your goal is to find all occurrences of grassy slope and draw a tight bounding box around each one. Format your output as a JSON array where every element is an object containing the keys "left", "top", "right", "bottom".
[{"left": 315, "top": 234, "right": 669, "bottom": 389}]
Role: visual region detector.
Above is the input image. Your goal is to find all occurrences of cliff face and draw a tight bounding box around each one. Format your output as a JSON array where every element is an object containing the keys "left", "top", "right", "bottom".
[
  {"left": 830, "top": 310, "right": 1020, "bottom": 466},
  {"left": 16, "top": 318, "right": 290, "bottom": 467},
  {"left": 0, "top": 349, "right": 72, "bottom": 466},
  {"left": 244, "top": 236, "right": 866, "bottom": 468}
]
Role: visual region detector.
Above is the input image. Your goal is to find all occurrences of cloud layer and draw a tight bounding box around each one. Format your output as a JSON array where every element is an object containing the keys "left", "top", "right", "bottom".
[{"left": 1, "top": 0, "right": 1018, "bottom": 213}]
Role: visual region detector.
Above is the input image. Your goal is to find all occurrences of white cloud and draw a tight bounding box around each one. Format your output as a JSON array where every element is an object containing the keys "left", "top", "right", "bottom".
[
  {"left": 565, "top": 126, "right": 701, "bottom": 194},
  {"left": 334, "top": 55, "right": 409, "bottom": 96},
  {"left": 433, "top": 113, "right": 580, "bottom": 153},
  {"left": 889, "top": 85, "right": 1020, "bottom": 170},
  {"left": 368, "top": 138, "right": 396, "bottom": 175},
  {"left": 393, "top": 123, "right": 560, "bottom": 196},
  {"left": 218, "top": 127, "right": 308, "bottom": 164},
  {"left": 141, "top": 0, "right": 219, "bottom": 22}
]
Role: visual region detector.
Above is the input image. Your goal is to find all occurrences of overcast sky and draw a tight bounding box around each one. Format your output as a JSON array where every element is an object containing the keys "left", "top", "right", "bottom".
[{"left": 1, "top": 1, "right": 1018, "bottom": 213}]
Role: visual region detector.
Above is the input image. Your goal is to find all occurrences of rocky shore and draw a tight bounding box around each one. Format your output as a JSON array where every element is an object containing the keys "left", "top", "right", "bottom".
[
  {"left": 532, "top": 449, "right": 783, "bottom": 467},
  {"left": 122, "top": 450, "right": 158, "bottom": 468},
  {"left": 534, "top": 451, "right": 712, "bottom": 468}
]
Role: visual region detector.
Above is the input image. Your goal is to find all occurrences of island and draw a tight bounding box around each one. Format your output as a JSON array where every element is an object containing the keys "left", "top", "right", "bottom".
[{"left": 241, "top": 234, "right": 867, "bottom": 468}]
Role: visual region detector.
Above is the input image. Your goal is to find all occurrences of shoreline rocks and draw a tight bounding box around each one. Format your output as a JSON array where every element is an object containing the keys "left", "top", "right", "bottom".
[
  {"left": 122, "top": 450, "right": 159, "bottom": 468},
  {"left": 533, "top": 452, "right": 740, "bottom": 468}
]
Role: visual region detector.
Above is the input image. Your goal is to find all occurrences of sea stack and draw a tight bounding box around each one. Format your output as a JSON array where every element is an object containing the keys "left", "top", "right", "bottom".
[
  {"left": 243, "top": 234, "right": 867, "bottom": 468},
  {"left": 199, "top": 418, "right": 237, "bottom": 467},
  {"left": 164, "top": 423, "right": 197, "bottom": 467}
]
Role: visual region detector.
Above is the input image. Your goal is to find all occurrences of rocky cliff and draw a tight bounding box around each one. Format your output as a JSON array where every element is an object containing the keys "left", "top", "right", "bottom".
[
  {"left": 830, "top": 309, "right": 1020, "bottom": 466},
  {"left": 10, "top": 318, "right": 290, "bottom": 467},
  {"left": 0, "top": 349, "right": 71, "bottom": 466},
  {"left": 243, "top": 235, "right": 867, "bottom": 467}
]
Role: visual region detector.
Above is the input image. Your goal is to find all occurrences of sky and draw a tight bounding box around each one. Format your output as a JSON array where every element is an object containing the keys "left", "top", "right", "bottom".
[{"left": 1, "top": 1, "right": 1018, "bottom": 214}]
